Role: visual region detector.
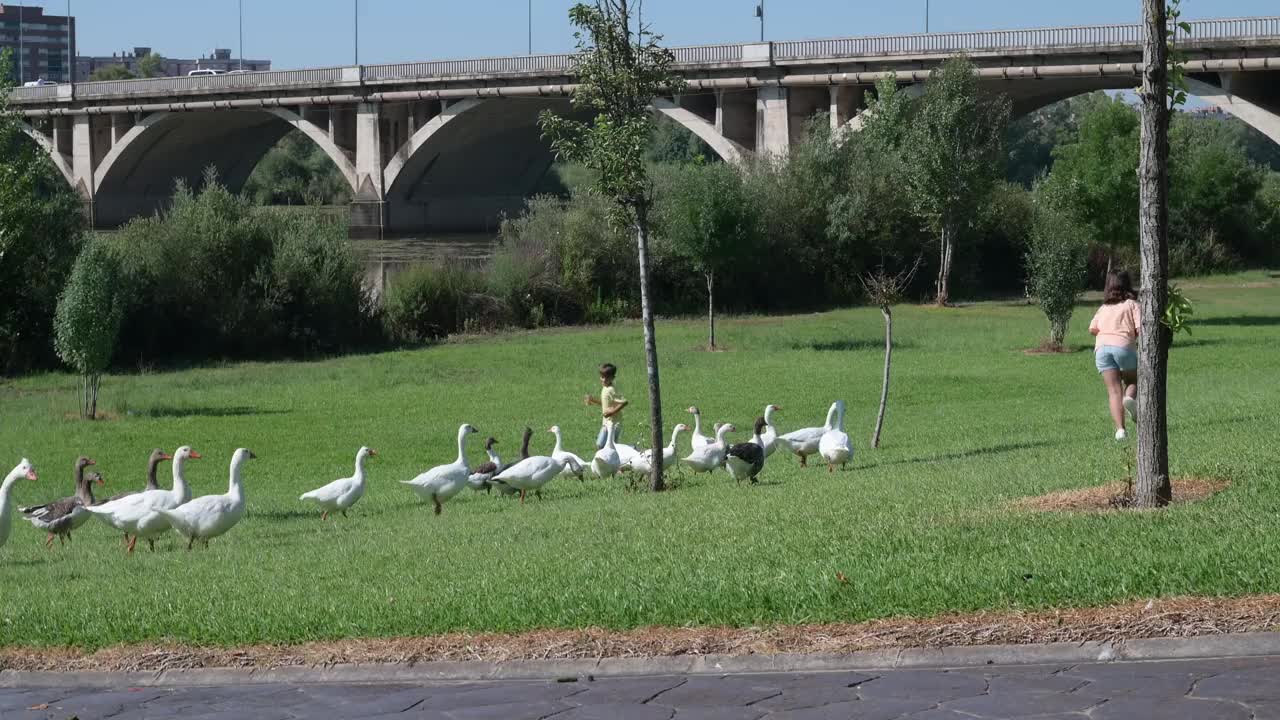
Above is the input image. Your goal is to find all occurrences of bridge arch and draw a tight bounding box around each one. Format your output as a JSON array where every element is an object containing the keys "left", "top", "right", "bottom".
[
  {"left": 17, "top": 122, "right": 74, "bottom": 190},
  {"left": 92, "top": 108, "right": 357, "bottom": 227},
  {"left": 651, "top": 98, "right": 747, "bottom": 165}
]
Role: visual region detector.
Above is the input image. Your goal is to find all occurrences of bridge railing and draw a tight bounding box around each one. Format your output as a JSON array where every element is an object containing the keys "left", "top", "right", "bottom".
[
  {"left": 9, "top": 16, "right": 1280, "bottom": 103},
  {"left": 773, "top": 16, "right": 1280, "bottom": 60}
]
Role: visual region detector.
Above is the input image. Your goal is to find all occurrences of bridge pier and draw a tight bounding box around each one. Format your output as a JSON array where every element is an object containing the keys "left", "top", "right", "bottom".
[{"left": 351, "top": 103, "right": 389, "bottom": 239}]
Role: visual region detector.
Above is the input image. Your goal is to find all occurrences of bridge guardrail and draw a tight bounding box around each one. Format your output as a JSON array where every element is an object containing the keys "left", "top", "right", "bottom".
[
  {"left": 772, "top": 16, "right": 1280, "bottom": 60},
  {"left": 9, "top": 16, "right": 1279, "bottom": 103}
]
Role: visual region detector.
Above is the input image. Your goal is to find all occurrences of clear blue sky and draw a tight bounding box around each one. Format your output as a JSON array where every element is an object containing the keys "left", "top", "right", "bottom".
[{"left": 41, "top": 0, "right": 1280, "bottom": 68}]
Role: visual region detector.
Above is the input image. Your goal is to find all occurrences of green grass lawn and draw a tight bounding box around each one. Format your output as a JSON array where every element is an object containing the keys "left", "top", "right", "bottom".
[{"left": 1, "top": 272, "right": 1278, "bottom": 650}]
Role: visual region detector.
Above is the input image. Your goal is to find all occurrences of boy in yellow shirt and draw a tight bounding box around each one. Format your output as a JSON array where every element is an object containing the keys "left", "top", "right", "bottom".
[{"left": 585, "top": 362, "right": 628, "bottom": 449}]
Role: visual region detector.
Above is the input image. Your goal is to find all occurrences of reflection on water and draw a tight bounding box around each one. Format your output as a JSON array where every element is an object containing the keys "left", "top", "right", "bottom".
[{"left": 355, "top": 233, "right": 497, "bottom": 300}]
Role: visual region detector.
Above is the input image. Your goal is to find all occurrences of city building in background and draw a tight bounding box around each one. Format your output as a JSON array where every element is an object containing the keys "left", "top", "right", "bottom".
[
  {"left": 77, "top": 48, "right": 271, "bottom": 80},
  {"left": 0, "top": 4, "right": 75, "bottom": 83}
]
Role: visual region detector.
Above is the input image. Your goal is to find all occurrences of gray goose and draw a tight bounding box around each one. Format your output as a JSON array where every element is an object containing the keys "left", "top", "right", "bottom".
[
  {"left": 496, "top": 428, "right": 533, "bottom": 497},
  {"left": 109, "top": 448, "right": 171, "bottom": 502},
  {"left": 467, "top": 437, "right": 501, "bottom": 493},
  {"left": 20, "top": 456, "right": 103, "bottom": 548}
]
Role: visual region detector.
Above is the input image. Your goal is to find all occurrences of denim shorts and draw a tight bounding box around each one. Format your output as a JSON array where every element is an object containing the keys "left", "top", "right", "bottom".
[{"left": 1095, "top": 345, "right": 1138, "bottom": 374}]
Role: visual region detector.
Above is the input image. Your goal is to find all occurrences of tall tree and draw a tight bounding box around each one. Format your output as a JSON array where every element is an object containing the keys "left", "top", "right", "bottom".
[
  {"left": 540, "top": 1, "right": 685, "bottom": 492},
  {"left": 907, "top": 57, "right": 1010, "bottom": 306},
  {"left": 136, "top": 53, "right": 166, "bottom": 79},
  {"left": 89, "top": 64, "right": 135, "bottom": 81},
  {"left": 1134, "top": 0, "right": 1176, "bottom": 507}
]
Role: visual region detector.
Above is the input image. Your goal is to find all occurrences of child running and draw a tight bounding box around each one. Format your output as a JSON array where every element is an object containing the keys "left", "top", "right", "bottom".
[
  {"left": 1089, "top": 271, "right": 1141, "bottom": 441},
  {"left": 585, "top": 363, "right": 628, "bottom": 449}
]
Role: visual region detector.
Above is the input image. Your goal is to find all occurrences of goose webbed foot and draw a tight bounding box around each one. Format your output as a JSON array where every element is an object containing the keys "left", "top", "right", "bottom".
[
  {"left": 148, "top": 538, "right": 156, "bottom": 552},
  {"left": 126, "top": 536, "right": 138, "bottom": 554},
  {"left": 186, "top": 537, "right": 195, "bottom": 552},
  {"left": 432, "top": 497, "right": 443, "bottom": 515},
  {"left": 44, "top": 533, "right": 54, "bottom": 549},
  {"left": 321, "top": 511, "right": 329, "bottom": 521}
]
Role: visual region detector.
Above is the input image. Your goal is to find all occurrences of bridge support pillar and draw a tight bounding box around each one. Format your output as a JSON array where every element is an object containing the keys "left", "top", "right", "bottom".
[
  {"left": 71, "top": 115, "right": 95, "bottom": 226},
  {"left": 350, "top": 102, "right": 388, "bottom": 239},
  {"left": 756, "top": 86, "right": 790, "bottom": 157}
]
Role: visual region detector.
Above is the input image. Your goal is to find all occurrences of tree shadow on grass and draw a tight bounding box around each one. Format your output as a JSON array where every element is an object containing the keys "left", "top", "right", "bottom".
[
  {"left": 1194, "top": 315, "right": 1280, "bottom": 328},
  {"left": 877, "top": 440, "right": 1060, "bottom": 468},
  {"left": 251, "top": 509, "right": 321, "bottom": 521},
  {"left": 1170, "top": 338, "right": 1228, "bottom": 349},
  {"left": 133, "top": 405, "right": 288, "bottom": 419},
  {"left": 794, "top": 339, "right": 914, "bottom": 352}
]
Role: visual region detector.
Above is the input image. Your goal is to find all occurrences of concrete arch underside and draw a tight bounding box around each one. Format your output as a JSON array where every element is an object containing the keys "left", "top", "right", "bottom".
[
  {"left": 18, "top": 123, "right": 74, "bottom": 189},
  {"left": 93, "top": 109, "right": 356, "bottom": 228},
  {"left": 382, "top": 97, "right": 744, "bottom": 233}
]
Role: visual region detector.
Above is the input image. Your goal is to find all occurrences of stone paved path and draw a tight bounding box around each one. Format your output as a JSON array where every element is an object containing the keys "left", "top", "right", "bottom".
[{"left": 6, "top": 655, "right": 1280, "bottom": 720}]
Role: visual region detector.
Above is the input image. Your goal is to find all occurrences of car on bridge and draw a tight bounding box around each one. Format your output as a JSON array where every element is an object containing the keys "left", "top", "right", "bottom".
[
  {"left": 22, "top": 78, "right": 56, "bottom": 87},
  {"left": 187, "top": 69, "right": 223, "bottom": 77}
]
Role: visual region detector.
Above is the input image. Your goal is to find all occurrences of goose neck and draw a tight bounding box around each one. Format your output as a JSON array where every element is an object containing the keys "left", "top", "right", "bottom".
[
  {"left": 172, "top": 456, "right": 190, "bottom": 502},
  {"left": 455, "top": 428, "right": 470, "bottom": 465},
  {"left": 0, "top": 471, "right": 20, "bottom": 506},
  {"left": 824, "top": 404, "right": 839, "bottom": 431},
  {"left": 228, "top": 458, "right": 246, "bottom": 499},
  {"left": 75, "top": 463, "right": 93, "bottom": 504},
  {"left": 552, "top": 430, "right": 564, "bottom": 454}
]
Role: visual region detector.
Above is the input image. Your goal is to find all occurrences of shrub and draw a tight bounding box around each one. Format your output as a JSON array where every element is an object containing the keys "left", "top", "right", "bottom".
[
  {"left": 54, "top": 241, "right": 124, "bottom": 418},
  {"left": 383, "top": 262, "right": 490, "bottom": 343},
  {"left": 1026, "top": 185, "right": 1090, "bottom": 350}
]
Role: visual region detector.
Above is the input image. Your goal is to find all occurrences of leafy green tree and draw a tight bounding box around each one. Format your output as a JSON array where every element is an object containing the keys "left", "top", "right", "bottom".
[
  {"left": 906, "top": 56, "right": 1011, "bottom": 306},
  {"left": 245, "top": 131, "right": 352, "bottom": 206},
  {"left": 657, "top": 162, "right": 759, "bottom": 349},
  {"left": 647, "top": 115, "right": 714, "bottom": 164},
  {"left": 136, "top": 53, "right": 165, "bottom": 78},
  {"left": 1041, "top": 96, "right": 1141, "bottom": 275},
  {"left": 89, "top": 64, "right": 136, "bottom": 81},
  {"left": 1026, "top": 184, "right": 1090, "bottom": 350},
  {"left": 54, "top": 241, "right": 124, "bottom": 419},
  {"left": 0, "top": 52, "right": 87, "bottom": 374},
  {"left": 540, "top": 0, "right": 686, "bottom": 492}
]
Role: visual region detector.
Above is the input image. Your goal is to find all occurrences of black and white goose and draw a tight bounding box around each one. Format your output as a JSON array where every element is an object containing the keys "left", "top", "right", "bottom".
[
  {"left": 726, "top": 417, "right": 768, "bottom": 484},
  {"left": 467, "top": 437, "right": 502, "bottom": 493},
  {"left": 20, "top": 456, "right": 103, "bottom": 548}
]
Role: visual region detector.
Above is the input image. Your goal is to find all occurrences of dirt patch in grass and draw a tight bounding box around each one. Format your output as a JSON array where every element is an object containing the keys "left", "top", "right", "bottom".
[
  {"left": 3, "top": 594, "right": 1279, "bottom": 673},
  {"left": 1012, "top": 476, "right": 1231, "bottom": 513},
  {"left": 1022, "top": 342, "right": 1082, "bottom": 356}
]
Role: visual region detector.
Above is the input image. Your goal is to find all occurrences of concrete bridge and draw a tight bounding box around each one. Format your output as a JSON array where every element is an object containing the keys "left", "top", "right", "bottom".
[{"left": 10, "top": 16, "right": 1280, "bottom": 237}]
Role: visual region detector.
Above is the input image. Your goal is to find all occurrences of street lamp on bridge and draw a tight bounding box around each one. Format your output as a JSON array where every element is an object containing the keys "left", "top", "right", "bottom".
[{"left": 755, "top": 0, "right": 764, "bottom": 42}]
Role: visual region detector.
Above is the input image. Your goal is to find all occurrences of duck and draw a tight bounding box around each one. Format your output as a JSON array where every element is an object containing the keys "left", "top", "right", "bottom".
[
  {"left": 549, "top": 426, "right": 587, "bottom": 479},
  {"left": 614, "top": 436, "right": 641, "bottom": 467},
  {"left": 591, "top": 423, "right": 623, "bottom": 479},
  {"left": 300, "top": 446, "right": 376, "bottom": 519},
  {"left": 688, "top": 406, "right": 712, "bottom": 450},
  {"left": 819, "top": 400, "right": 854, "bottom": 472},
  {"left": 20, "top": 456, "right": 103, "bottom": 548},
  {"left": 84, "top": 445, "right": 201, "bottom": 553},
  {"left": 0, "top": 459, "right": 39, "bottom": 552},
  {"left": 492, "top": 452, "right": 583, "bottom": 504},
  {"left": 107, "top": 448, "right": 170, "bottom": 502},
  {"left": 777, "top": 402, "right": 840, "bottom": 467},
  {"left": 159, "top": 448, "right": 256, "bottom": 551},
  {"left": 726, "top": 418, "right": 768, "bottom": 484},
  {"left": 682, "top": 423, "right": 735, "bottom": 474},
  {"left": 760, "top": 405, "right": 783, "bottom": 458},
  {"left": 627, "top": 424, "right": 689, "bottom": 475},
  {"left": 402, "top": 423, "right": 478, "bottom": 515},
  {"left": 466, "top": 437, "right": 502, "bottom": 493}
]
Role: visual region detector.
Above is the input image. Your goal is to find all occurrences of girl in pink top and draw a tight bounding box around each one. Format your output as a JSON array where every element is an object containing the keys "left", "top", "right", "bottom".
[{"left": 1089, "top": 272, "right": 1142, "bottom": 441}]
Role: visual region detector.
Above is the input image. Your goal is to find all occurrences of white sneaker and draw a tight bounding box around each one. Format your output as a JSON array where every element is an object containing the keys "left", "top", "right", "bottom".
[
  {"left": 1123, "top": 397, "right": 1138, "bottom": 423},
  {"left": 1115, "top": 428, "right": 1128, "bottom": 441}
]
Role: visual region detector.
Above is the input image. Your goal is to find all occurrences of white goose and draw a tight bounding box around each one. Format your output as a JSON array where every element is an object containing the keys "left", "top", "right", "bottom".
[
  {"left": 402, "top": 423, "right": 478, "bottom": 515},
  {"left": 682, "top": 423, "right": 735, "bottom": 474},
  {"left": 627, "top": 424, "right": 688, "bottom": 475},
  {"left": 549, "top": 426, "right": 587, "bottom": 479},
  {"left": 300, "top": 446, "right": 376, "bottom": 520},
  {"left": 760, "top": 404, "right": 783, "bottom": 458},
  {"left": 591, "top": 424, "right": 622, "bottom": 479},
  {"left": 819, "top": 400, "right": 854, "bottom": 472},
  {"left": 777, "top": 403, "right": 839, "bottom": 467},
  {"left": 687, "top": 406, "right": 712, "bottom": 450},
  {"left": 1, "top": 459, "right": 39, "bottom": 552},
  {"left": 160, "top": 448, "right": 256, "bottom": 551},
  {"left": 492, "top": 452, "right": 583, "bottom": 504},
  {"left": 84, "top": 446, "right": 201, "bottom": 553}
]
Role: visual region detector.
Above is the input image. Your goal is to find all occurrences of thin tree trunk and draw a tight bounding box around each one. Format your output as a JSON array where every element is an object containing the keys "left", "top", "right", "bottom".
[
  {"left": 706, "top": 270, "right": 715, "bottom": 350},
  {"left": 1051, "top": 319, "right": 1067, "bottom": 350},
  {"left": 935, "top": 223, "right": 954, "bottom": 306},
  {"left": 635, "top": 202, "right": 665, "bottom": 492},
  {"left": 871, "top": 305, "right": 893, "bottom": 449},
  {"left": 1136, "top": 0, "right": 1172, "bottom": 508}
]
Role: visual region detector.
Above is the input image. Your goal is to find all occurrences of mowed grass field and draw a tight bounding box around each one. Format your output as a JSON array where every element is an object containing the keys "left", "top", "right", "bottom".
[{"left": 1, "top": 273, "right": 1278, "bottom": 650}]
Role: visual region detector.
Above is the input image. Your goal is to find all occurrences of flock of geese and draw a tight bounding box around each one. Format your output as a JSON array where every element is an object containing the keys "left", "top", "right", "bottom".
[{"left": 0, "top": 401, "right": 853, "bottom": 554}]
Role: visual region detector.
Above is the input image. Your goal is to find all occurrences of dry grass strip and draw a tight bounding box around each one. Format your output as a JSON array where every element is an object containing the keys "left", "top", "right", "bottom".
[
  {"left": 1011, "top": 476, "right": 1231, "bottom": 513},
  {"left": 4, "top": 594, "right": 1280, "bottom": 673}
]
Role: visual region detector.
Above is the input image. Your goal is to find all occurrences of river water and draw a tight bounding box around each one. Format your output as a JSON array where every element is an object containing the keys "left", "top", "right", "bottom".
[{"left": 354, "top": 233, "right": 497, "bottom": 300}]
